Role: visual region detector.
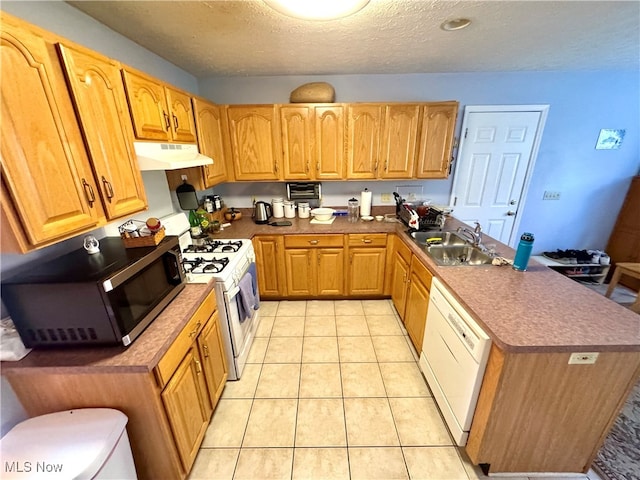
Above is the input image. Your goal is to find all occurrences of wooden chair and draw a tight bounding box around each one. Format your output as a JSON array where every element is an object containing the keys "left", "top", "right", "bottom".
[{"left": 605, "top": 263, "right": 640, "bottom": 313}]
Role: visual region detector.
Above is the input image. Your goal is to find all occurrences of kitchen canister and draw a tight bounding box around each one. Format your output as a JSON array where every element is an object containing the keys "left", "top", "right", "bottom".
[
  {"left": 348, "top": 197, "right": 359, "bottom": 223},
  {"left": 284, "top": 200, "right": 296, "bottom": 218},
  {"left": 298, "top": 202, "right": 310, "bottom": 218},
  {"left": 272, "top": 198, "right": 284, "bottom": 218},
  {"left": 512, "top": 232, "right": 534, "bottom": 271},
  {"left": 360, "top": 188, "right": 372, "bottom": 217}
]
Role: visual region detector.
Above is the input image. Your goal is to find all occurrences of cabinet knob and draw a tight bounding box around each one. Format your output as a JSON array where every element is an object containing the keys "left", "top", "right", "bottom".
[{"left": 309, "top": 239, "right": 319, "bottom": 245}]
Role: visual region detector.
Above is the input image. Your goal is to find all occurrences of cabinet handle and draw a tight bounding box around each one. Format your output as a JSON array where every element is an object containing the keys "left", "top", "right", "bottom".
[
  {"left": 81, "top": 178, "right": 96, "bottom": 207},
  {"left": 316, "top": 162, "right": 320, "bottom": 173},
  {"left": 194, "top": 359, "right": 202, "bottom": 374},
  {"left": 306, "top": 161, "right": 310, "bottom": 173},
  {"left": 384, "top": 160, "right": 388, "bottom": 172},
  {"left": 362, "top": 238, "right": 372, "bottom": 244},
  {"left": 203, "top": 344, "right": 210, "bottom": 359},
  {"left": 403, "top": 273, "right": 407, "bottom": 283},
  {"left": 374, "top": 160, "right": 379, "bottom": 173},
  {"left": 173, "top": 114, "right": 179, "bottom": 130},
  {"left": 274, "top": 161, "right": 279, "bottom": 173},
  {"left": 309, "top": 240, "right": 319, "bottom": 245},
  {"left": 189, "top": 322, "right": 202, "bottom": 338},
  {"left": 350, "top": 253, "right": 353, "bottom": 264},
  {"left": 101, "top": 176, "right": 114, "bottom": 200},
  {"left": 163, "top": 111, "right": 170, "bottom": 130}
]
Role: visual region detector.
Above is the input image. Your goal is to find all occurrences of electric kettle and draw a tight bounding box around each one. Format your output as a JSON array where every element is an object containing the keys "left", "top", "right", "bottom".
[{"left": 253, "top": 201, "right": 272, "bottom": 224}]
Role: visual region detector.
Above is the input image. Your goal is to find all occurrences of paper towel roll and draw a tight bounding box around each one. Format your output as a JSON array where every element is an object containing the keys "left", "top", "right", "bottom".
[{"left": 360, "top": 188, "right": 372, "bottom": 217}]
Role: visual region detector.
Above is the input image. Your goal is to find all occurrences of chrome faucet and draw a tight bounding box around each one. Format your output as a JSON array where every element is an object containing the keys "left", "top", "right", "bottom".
[{"left": 457, "top": 222, "right": 483, "bottom": 247}]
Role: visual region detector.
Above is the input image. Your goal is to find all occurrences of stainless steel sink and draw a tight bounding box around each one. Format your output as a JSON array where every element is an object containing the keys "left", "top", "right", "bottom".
[
  {"left": 411, "top": 231, "right": 468, "bottom": 247},
  {"left": 410, "top": 230, "right": 494, "bottom": 266},
  {"left": 425, "top": 244, "right": 494, "bottom": 266}
]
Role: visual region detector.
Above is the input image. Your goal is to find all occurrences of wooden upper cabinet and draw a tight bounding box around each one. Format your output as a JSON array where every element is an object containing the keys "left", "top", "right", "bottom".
[
  {"left": 121, "top": 69, "right": 169, "bottom": 141},
  {"left": 280, "top": 105, "right": 312, "bottom": 179},
  {"left": 226, "top": 105, "right": 282, "bottom": 181},
  {"left": 346, "top": 104, "right": 384, "bottom": 179},
  {"left": 416, "top": 102, "right": 458, "bottom": 179},
  {"left": 0, "top": 14, "right": 101, "bottom": 250},
  {"left": 193, "top": 98, "right": 227, "bottom": 186},
  {"left": 166, "top": 87, "right": 197, "bottom": 143},
  {"left": 58, "top": 43, "right": 148, "bottom": 219},
  {"left": 314, "top": 105, "right": 345, "bottom": 179},
  {"left": 122, "top": 68, "right": 197, "bottom": 143},
  {"left": 379, "top": 104, "right": 420, "bottom": 179}
]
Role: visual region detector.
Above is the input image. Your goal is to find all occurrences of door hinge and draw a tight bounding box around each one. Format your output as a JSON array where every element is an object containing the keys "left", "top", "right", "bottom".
[
  {"left": 464, "top": 128, "right": 469, "bottom": 139},
  {"left": 453, "top": 196, "right": 458, "bottom": 206}
]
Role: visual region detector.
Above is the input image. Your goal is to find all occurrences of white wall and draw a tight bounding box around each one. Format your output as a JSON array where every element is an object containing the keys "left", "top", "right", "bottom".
[{"left": 199, "top": 72, "right": 640, "bottom": 254}]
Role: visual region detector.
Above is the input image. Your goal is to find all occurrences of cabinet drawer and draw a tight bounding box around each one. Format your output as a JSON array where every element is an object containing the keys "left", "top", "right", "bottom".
[
  {"left": 156, "top": 289, "right": 216, "bottom": 387},
  {"left": 410, "top": 256, "right": 433, "bottom": 291},
  {"left": 348, "top": 233, "right": 387, "bottom": 247},
  {"left": 284, "top": 234, "right": 343, "bottom": 248}
]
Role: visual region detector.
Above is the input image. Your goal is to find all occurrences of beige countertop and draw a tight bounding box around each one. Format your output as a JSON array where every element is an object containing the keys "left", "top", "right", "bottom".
[{"left": 4, "top": 213, "right": 638, "bottom": 374}]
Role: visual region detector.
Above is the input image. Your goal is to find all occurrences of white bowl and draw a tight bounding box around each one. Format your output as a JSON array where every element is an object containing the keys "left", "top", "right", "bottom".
[
  {"left": 375, "top": 215, "right": 384, "bottom": 222},
  {"left": 361, "top": 215, "right": 374, "bottom": 222},
  {"left": 310, "top": 207, "right": 335, "bottom": 221}
]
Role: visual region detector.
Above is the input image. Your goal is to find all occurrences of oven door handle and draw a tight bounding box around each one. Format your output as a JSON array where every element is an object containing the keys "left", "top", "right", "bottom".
[
  {"left": 225, "top": 285, "right": 240, "bottom": 301},
  {"left": 165, "top": 249, "right": 186, "bottom": 285}
]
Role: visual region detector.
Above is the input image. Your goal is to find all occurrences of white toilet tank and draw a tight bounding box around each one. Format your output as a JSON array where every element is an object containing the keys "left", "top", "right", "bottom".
[{"left": 0, "top": 408, "right": 137, "bottom": 479}]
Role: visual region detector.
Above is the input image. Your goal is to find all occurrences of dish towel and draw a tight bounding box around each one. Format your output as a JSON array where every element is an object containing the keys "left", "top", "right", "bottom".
[{"left": 237, "top": 264, "right": 260, "bottom": 323}]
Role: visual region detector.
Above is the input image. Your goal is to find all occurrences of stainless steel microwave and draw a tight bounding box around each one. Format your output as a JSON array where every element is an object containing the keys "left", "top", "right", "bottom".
[{"left": 1, "top": 236, "right": 185, "bottom": 348}]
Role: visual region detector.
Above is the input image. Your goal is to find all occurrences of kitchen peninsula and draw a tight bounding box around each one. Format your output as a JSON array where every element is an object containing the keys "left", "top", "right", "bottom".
[{"left": 6, "top": 214, "right": 638, "bottom": 478}]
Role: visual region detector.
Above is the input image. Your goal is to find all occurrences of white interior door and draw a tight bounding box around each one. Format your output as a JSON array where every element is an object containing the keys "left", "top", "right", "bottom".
[{"left": 451, "top": 107, "right": 547, "bottom": 246}]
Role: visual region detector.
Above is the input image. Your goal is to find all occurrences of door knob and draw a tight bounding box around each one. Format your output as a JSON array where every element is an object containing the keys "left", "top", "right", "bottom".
[{"left": 506, "top": 211, "right": 516, "bottom": 216}]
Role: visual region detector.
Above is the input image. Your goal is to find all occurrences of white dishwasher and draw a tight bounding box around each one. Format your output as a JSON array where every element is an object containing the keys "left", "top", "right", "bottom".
[{"left": 419, "top": 277, "right": 492, "bottom": 446}]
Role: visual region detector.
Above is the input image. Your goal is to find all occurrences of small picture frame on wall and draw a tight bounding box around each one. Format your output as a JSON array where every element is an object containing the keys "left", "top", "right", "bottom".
[{"left": 595, "top": 129, "right": 625, "bottom": 150}]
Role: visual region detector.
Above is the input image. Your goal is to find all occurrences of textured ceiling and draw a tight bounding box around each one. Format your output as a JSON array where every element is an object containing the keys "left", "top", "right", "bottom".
[{"left": 68, "top": 0, "right": 640, "bottom": 77}]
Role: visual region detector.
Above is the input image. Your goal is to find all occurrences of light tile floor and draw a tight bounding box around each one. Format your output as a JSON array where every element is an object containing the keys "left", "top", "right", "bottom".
[{"left": 189, "top": 299, "right": 604, "bottom": 480}]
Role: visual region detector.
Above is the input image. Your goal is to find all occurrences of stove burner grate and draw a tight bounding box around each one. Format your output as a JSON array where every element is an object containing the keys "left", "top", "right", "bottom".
[{"left": 181, "top": 256, "right": 230, "bottom": 274}]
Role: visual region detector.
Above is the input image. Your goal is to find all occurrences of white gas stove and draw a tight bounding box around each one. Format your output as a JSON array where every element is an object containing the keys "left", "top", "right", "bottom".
[{"left": 162, "top": 213, "right": 259, "bottom": 380}]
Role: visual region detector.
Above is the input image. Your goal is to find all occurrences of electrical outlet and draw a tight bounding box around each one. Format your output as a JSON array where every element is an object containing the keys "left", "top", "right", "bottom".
[
  {"left": 381, "top": 193, "right": 392, "bottom": 203},
  {"left": 181, "top": 174, "right": 188, "bottom": 181},
  {"left": 543, "top": 191, "right": 561, "bottom": 200},
  {"left": 568, "top": 352, "right": 599, "bottom": 364}
]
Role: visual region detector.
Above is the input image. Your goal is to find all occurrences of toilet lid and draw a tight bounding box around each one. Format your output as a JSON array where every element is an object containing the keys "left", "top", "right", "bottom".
[{"left": 0, "top": 408, "right": 128, "bottom": 479}]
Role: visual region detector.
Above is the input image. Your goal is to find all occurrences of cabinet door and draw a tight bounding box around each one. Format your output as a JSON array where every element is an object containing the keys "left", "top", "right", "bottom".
[
  {"left": 391, "top": 251, "right": 410, "bottom": 320},
  {"left": 348, "top": 247, "right": 387, "bottom": 295},
  {"left": 227, "top": 105, "right": 282, "bottom": 180},
  {"left": 379, "top": 104, "right": 420, "bottom": 179},
  {"left": 166, "top": 87, "right": 197, "bottom": 143},
  {"left": 404, "top": 270, "right": 430, "bottom": 352},
  {"left": 161, "top": 347, "right": 212, "bottom": 472},
  {"left": 0, "top": 17, "right": 100, "bottom": 247},
  {"left": 284, "top": 248, "right": 314, "bottom": 296},
  {"left": 416, "top": 102, "right": 458, "bottom": 179},
  {"left": 280, "top": 105, "right": 312, "bottom": 179},
  {"left": 314, "top": 105, "right": 345, "bottom": 179},
  {"left": 198, "top": 312, "right": 228, "bottom": 407},
  {"left": 346, "top": 104, "right": 383, "bottom": 179},
  {"left": 253, "top": 235, "right": 285, "bottom": 297},
  {"left": 121, "top": 69, "right": 170, "bottom": 141},
  {"left": 193, "top": 98, "right": 228, "bottom": 187},
  {"left": 317, "top": 248, "right": 345, "bottom": 296},
  {"left": 57, "top": 44, "right": 148, "bottom": 219}
]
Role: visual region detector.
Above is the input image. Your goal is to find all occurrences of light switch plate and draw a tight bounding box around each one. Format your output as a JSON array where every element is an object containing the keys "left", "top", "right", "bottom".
[{"left": 568, "top": 352, "right": 599, "bottom": 364}]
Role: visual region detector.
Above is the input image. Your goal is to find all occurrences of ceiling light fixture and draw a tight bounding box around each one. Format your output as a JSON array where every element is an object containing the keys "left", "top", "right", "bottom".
[
  {"left": 440, "top": 18, "right": 472, "bottom": 31},
  {"left": 264, "top": 0, "right": 370, "bottom": 21}
]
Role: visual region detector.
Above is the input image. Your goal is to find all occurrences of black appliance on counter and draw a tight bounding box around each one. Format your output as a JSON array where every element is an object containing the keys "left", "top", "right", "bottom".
[
  {"left": 1, "top": 237, "right": 185, "bottom": 349},
  {"left": 394, "top": 192, "right": 445, "bottom": 231}
]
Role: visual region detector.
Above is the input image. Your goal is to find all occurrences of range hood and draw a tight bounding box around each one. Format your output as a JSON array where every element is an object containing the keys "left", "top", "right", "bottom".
[{"left": 134, "top": 142, "right": 213, "bottom": 171}]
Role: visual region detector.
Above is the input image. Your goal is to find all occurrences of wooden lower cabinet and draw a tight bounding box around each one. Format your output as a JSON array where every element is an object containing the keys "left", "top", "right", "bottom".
[
  {"left": 347, "top": 234, "right": 388, "bottom": 296},
  {"left": 283, "top": 235, "right": 344, "bottom": 297},
  {"left": 467, "top": 347, "right": 640, "bottom": 474},
  {"left": 253, "top": 235, "right": 286, "bottom": 297},
  {"left": 403, "top": 258, "right": 433, "bottom": 352},
  {"left": 391, "top": 237, "right": 433, "bottom": 352},
  {"left": 4, "top": 290, "right": 227, "bottom": 480},
  {"left": 161, "top": 347, "right": 212, "bottom": 471}
]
